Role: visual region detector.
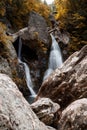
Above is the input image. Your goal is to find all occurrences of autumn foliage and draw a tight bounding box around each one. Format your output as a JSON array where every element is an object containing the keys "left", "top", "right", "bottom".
[
  {"left": 0, "top": 0, "right": 50, "bottom": 45},
  {"left": 0, "top": 0, "right": 50, "bottom": 30},
  {"left": 54, "top": 0, "right": 87, "bottom": 53},
  {"left": 0, "top": 22, "right": 12, "bottom": 44}
]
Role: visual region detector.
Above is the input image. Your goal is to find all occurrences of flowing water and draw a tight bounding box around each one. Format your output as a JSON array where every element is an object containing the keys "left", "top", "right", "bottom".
[
  {"left": 18, "top": 37, "right": 36, "bottom": 98},
  {"left": 43, "top": 34, "right": 63, "bottom": 80},
  {"left": 18, "top": 34, "right": 63, "bottom": 102}
]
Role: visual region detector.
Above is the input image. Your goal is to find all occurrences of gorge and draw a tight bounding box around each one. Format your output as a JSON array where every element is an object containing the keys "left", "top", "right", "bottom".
[
  {"left": 17, "top": 33, "right": 63, "bottom": 103},
  {"left": 0, "top": 0, "right": 87, "bottom": 130},
  {"left": 18, "top": 37, "right": 36, "bottom": 102}
]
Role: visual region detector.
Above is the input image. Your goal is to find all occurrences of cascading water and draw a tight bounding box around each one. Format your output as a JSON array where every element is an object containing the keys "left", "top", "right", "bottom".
[
  {"left": 43, "top": 34, "right": 63, "bottom": 80},
  {"left": 18, "top": 37, "right": 36, "bottom": 97}
]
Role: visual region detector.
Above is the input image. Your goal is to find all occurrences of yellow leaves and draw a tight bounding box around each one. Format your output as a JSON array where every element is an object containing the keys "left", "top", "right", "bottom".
[
  {"left": 54, "top": 0, "right": 87, "bottom": 53},
  {"left": 42, "top": 47, "right": 47, "bottom": 53},
  {"left": 0, "top": 23, "right": 6, "bottom": 43},
  {"left": 73, "top": 13, "right": 86, "bottom": 21},
  {"left": 0, "top": 1, "right": 6, "bottom": 16},
  {"left": 54, "top": 0, "right": 69, "bottom": 20},
  {"left": 37, "top": 40, "right": 47, "bottom": 53},
  {"left": 76, "top": 23, "right": 85, "bottom": 29},
  {"left": 0, "top": 8, "right": 5, "bottom": 16},
  {"left": 3, "top": 0, "right": 50, "bottom": 29},
  {"left": 37, "top": 3, "right": 50, "bottom": 18},
  {"left": 0, "top": 22, "right": 12, "bottom": 44},
  {"left": 24, "top": 0, "right": 50, "bottom": 19},
  {"left": 34, "top": 32, "right": 38, "bottom": 39}
]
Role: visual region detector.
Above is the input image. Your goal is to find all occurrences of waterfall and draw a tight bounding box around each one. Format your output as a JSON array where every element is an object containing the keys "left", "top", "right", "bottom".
[
  {"left": 18, "top": 37, "right": 22, "bottom": 60},
  {"left": 43, "top": 34, "right": 63, "bottom": 80},
  {"left": 18, "top": 37, "right": 36, "bottom": 97}
]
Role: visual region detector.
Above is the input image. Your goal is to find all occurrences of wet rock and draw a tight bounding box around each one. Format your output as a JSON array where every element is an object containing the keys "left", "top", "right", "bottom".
[
  {"left": 31, "top": 98, "right": 60, "bottom": 125},
  {"left": 23, "top": 12, "right": 51, "bottom": 88},
  {"left": 0, "top": 41, "right": 17, "bottom": 78},
  {"left": 0, "top": 41, "right": 28, "bottom": 96},
  {"left": 0, "top": 56, "right": 12, "bottom": 77},
  {"left": 49, "top": 14, "right": 70, "bottom": 60},
  {"left": 47, "top": 126, "right": 57, "bottom": 130},
  {"left": 58, "top": 98, "right": 87, "bottom": 130},
  {"left": 12, "top": 11, "right": 51, "bottom": 89},
  {"left": 36, "top": 45, "right": 87, "bottom": 109},
  {"left": 0, "top": 73, "right": 50, "bottom": 130}
]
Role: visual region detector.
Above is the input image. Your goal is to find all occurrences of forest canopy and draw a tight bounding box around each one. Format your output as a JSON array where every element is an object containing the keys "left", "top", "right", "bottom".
[
  {"left": 0, "top": 0, "right": 50, "bottom": 44},
  {"left": 0, "top": 0, "right": 50, "bottom": 29},
  {"left": 0, "top": 0, "right": 87, "bottom": 53},
  {"left": 54, "top": 0, "right": 87, "bottom": 52}
]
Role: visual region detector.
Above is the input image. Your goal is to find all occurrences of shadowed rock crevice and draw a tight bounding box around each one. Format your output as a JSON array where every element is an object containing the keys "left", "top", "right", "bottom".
[
  {"left": 13, "top": 38, "right": 38, "bottom": 62},
  {"left": 11, "top": 12, "right": 51, "bottom": 90}
]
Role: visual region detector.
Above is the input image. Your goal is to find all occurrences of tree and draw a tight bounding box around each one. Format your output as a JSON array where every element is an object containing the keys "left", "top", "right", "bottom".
[
  {"left": 0, "top": 0, "right": 50, "bottom": 30},
  {"left": 54, "top": 0, "right": 87, "bottom": 53}
]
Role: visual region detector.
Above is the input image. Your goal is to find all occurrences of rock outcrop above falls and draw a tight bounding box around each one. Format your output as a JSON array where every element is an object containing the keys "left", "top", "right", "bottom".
[
  {"left": 0, "top": 74, "right": 51, "bottom": 130},
  {"left": 12, "top": 11, "right": 51, "bottom": 89},
  {"left": 13, "top": 11, "right": 50, "bottom": 52},
  {"left": 36, "top": 45, "right": 87, "bottom": 109}
]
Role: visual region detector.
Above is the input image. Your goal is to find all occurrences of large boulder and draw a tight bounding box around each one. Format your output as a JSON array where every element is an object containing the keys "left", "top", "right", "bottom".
[
  {"left": 24, "top": 11, "right": 50, "bottom": 52},
  {"left": 58, "top": 98, "right": 87, "bottom": 130},
  {"left": 31, "top": 98, "right": 60, "bottom": 126},
  {"left": 0, "top": 73, "right": 50, "bottom": 130},
  {"left": 36, "top": 45, "right": 87, "bottom": 109}
]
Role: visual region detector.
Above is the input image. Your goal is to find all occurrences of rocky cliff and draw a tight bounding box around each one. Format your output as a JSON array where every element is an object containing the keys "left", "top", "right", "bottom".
[{"left": 12, "top": 11, "right": 51, "bottom": 90}]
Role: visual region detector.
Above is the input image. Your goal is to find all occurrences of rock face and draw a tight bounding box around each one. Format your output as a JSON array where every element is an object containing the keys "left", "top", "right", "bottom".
[
  {"left": 13, "top": 11, "right": 51, "bottom": 89},
  {"left": 58, "top": 98, "right": 87, "bottom": 130},
  {"left": 26, "top": 11, "right": 50, "bottom": 51},
  {"left": 36, "top": 45, "right": 87, "bottom": 109},
  {"left": 31, "top": 98, "right": 60, "bottom": 125},
  {"left": 49, "top": 14, "right": 70, "bottom": 60},
  {"left": 0, "top": 56, "right": 12, "bottom": 77},
  {"left": 0, "top": 41, "right": 17, "bottom": 78},
  {"left": 0, "top": 41, "right": 28, "bottom": 97},
  {"left": 0, "top": 73, "right": 50, "bottom": 130}
]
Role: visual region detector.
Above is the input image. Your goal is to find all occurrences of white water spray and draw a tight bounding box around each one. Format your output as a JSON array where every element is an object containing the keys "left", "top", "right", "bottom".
[
  {"left": 43, "top": 34, "right": 63, "bottom": 80},
  {"left": 18, "top": 37, "right": 36, "bottom": 97}
]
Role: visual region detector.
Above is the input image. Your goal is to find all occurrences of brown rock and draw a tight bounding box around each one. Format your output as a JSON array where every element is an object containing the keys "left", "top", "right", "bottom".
[
  {"left": 58, "top": 98, "right": 87, "bottom": 130},
  {"left": 0, "top": 41, "right": 28, "bottom": 96},
  {"left": 47, "top": 126, "right": 57, "bottom": 130},
  {"left": 31, "top": 98, "right": 60, "bottom": 125},
  {"left": 36, "top": 45, "right": 87, "bottom": 109},
  {"left": 12, "top": 11, "right": 51, "bottom": 89},
  {"left": 0, "top": 73, "right": 50, "bottom": 130},
  {"left": 12, "top": 11, "right": 50, "bottom": 55}
]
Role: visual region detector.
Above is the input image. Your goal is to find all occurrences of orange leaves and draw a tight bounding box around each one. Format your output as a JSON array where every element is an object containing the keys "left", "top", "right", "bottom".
[
  {"left": 24, "top": 0, "right": 50, "bottom": 18},
  {"left": 0, "top": 1, "right": 6, "bottom": 16},
  {"left": 2, "top": 0, "right": 50, "bottom": 29},
  {"left": 54, "top": 0, "right": 87, "bottom": 52},
  {"left": 0, "top": 22, "right": 12, "bottom": 44}
]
